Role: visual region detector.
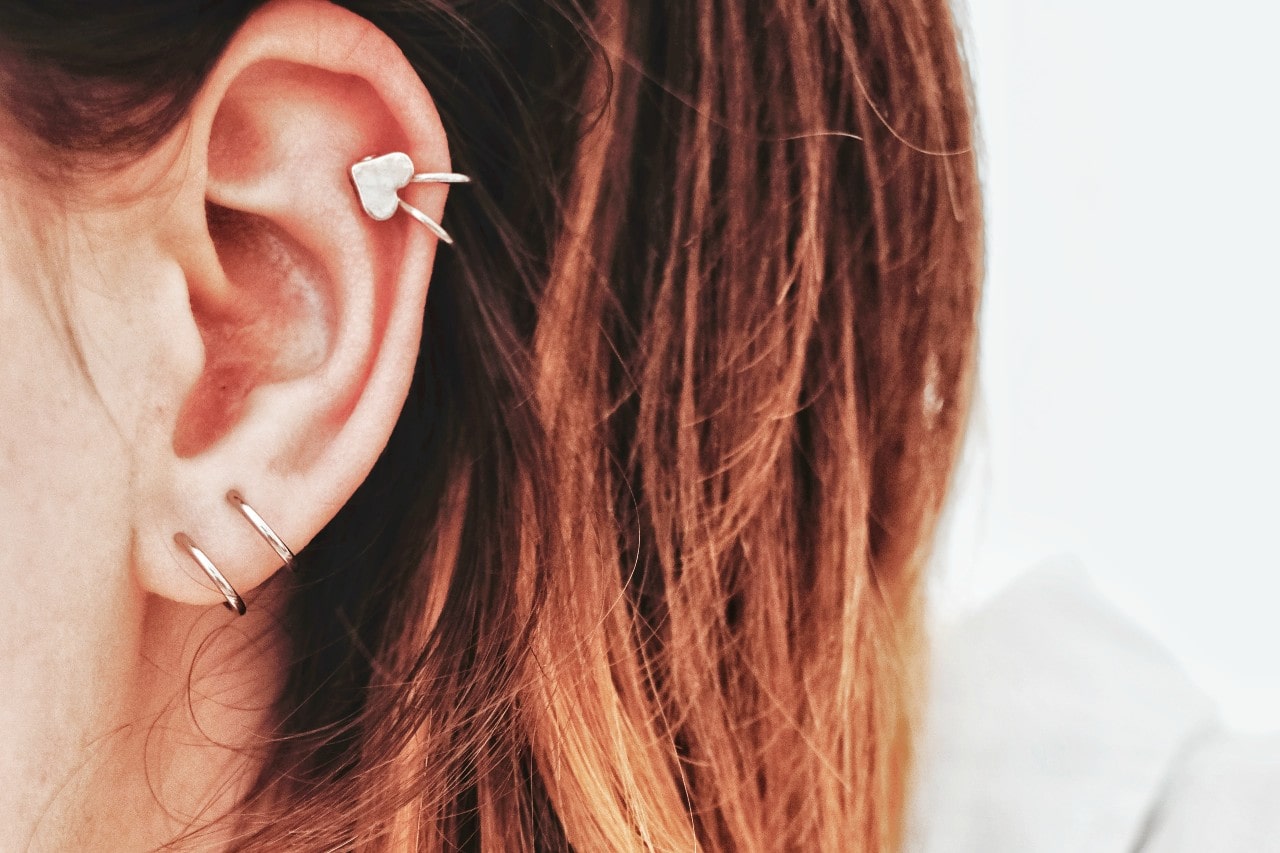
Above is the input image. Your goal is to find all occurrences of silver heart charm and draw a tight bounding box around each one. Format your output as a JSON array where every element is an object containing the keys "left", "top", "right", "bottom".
[
  {"left": 351, "top": 152, "right": 414, "bottom": 221},
  {"left": 349, "top": 152, "right": 471, "bottom": 244}
]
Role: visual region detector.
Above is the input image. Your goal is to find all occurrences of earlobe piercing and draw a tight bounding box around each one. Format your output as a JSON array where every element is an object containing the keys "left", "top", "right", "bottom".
[
  {"left": 227, "top": 489, "right": 296, "bottom": 572},
  {"left": 174, "top": 491, "right": 297, "bottom": 616},
  {"left": 175, "top": 532, "right": 247, "bottom": 616},
  {"left": 350, "top": 151, "right": 470, "bottom": 244}
]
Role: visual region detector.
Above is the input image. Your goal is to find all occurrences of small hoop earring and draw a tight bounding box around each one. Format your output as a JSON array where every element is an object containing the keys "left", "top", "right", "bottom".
[
  {"left": 227, "top": 489, "right": 297, "bottom": 572},
  {"left": 174, "top": 532, "right": 247, "bottom": 615}
]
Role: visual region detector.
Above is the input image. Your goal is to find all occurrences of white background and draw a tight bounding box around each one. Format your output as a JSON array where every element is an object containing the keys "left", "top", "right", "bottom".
[{"left": 936, "top": 0, "right": 1280, "bottom": 731}]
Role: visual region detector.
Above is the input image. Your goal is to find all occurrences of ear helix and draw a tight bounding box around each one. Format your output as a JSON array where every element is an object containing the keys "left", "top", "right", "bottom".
[
  {"left": 174, "top": 490, "right": 296, "bottom": 616},
  {"left": 349, "top": 151, "right": 470, "bottom": 244},
  {"left": 172, "top": 152, "right": 465, "bottom": 615}
]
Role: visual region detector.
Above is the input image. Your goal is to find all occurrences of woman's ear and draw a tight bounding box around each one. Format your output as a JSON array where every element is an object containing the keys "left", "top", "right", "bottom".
[{"left": 82, "top": 0, "right": 456, "bottom": 611}]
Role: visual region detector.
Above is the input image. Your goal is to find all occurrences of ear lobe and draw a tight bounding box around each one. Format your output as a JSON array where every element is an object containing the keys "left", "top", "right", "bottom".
[{"left": 129, "top": 0, "right": 457, "bottom": 612}]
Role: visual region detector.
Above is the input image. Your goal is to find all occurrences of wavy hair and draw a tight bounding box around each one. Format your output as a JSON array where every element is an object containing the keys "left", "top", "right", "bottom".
[{"left": 0, "top": 0, "right": 981, "bottom": 848}]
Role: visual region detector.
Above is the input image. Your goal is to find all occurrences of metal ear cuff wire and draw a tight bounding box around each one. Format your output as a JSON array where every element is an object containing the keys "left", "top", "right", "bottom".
[
  {"left": 389, "top": 170, "right": 471, "bottom": 244},
  {"left": 349, "top": 151, "right": 471, "bottom": 244},
  {"left": 175, "top": 490, "right": 296, "bottom": 616}
]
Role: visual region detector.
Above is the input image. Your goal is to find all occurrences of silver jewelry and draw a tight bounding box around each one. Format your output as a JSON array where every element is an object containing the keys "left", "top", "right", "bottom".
[
  {"left": 174, "top": 532, "right": 247, "bottom": 615},
  {"left": 350, "top": 151, "right": 470, "bottom": 244},
  {"left": 227, "top": 489, "right": 297, "bottom": 572},
  {"left": 172, "top": 492, "right": 294, "bottom": 616}
]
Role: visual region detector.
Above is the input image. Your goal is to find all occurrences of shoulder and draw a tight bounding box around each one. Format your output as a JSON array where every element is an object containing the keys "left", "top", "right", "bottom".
[
  {"left": 905, "top": 564, "right": 1280, "bottom": 853},
  {"left": 1140, "top": 730, "right": 1280, "bottom": 852}
]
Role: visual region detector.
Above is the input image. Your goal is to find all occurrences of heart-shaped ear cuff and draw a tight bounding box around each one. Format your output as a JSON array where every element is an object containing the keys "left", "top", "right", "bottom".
[{"left": 350, "top": 152, "right": 471, "bottom": 245}]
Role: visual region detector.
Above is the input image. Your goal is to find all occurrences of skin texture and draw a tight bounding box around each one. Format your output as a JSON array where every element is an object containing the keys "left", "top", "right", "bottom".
[{"left": 0, "top": 1, "right": 454, "bottom": 846}]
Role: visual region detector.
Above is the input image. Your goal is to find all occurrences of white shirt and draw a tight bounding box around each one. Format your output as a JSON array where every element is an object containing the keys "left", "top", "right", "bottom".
[{"left": 907, "top": 565, "right": 1280, "bottom": 852}]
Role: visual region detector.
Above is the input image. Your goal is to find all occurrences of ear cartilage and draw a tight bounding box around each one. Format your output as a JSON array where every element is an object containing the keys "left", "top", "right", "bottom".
[{"left": 350, "top": 152, "right": 471, "bottom": 245}]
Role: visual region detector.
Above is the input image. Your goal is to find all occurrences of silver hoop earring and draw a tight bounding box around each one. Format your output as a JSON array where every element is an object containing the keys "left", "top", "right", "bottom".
[
  {"left": 227, "top": 489, "right": 297, "bottom": 572},
  {"left": 350, "top": 151, "right": 470, "bottom": 245},
  {"left": 174, "top": 532, "right": 247, "bottom": 615}
]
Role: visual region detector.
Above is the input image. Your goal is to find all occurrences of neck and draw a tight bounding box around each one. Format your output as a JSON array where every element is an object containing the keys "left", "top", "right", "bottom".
[{"left": 0, "top": 567, "right": 288, "bottom": 850}]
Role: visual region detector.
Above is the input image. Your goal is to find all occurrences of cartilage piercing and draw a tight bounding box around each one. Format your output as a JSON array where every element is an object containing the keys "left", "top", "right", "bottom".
[{"left": 350, "top": 151, "right": 470, "bottom": 244}]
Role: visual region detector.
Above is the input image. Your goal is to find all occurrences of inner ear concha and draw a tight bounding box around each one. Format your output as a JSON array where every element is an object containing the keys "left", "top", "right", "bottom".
[{"left": 172, "top": 204, "right": 334, "bottom": 458}]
